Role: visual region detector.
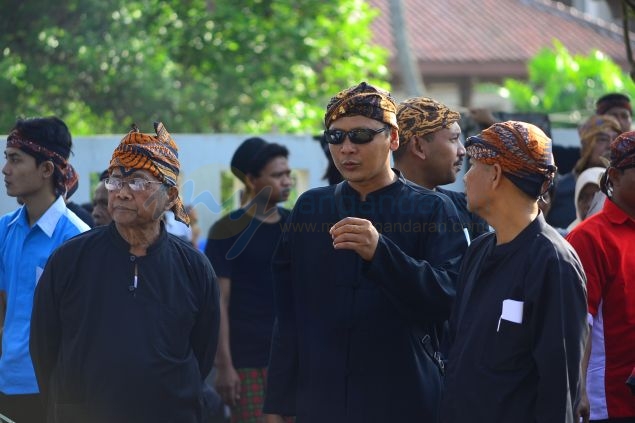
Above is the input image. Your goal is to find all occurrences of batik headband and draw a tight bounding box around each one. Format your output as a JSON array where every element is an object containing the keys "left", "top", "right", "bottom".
[
  {"left": 324, "top": 81, "right": 398, "bottom": 129},
  {"left": 396, "top": 97, "right": 461, "bottom": 144},
  {"left": 109, "top": 121, "right": 189, "bottom": 225},
  {"left": 465, "top": 121, "right": 557, "bottom": 198},
  {"left": 7, "top": 130, "right": 78, "bottom": 200},
  {"left": 610, "top": 131, "right": 635, "bottom": 170}
]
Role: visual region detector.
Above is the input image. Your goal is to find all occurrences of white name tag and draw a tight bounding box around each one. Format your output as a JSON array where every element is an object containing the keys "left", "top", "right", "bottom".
[{"left": 497, "top": 299, "right": 524, "bottom": 332}]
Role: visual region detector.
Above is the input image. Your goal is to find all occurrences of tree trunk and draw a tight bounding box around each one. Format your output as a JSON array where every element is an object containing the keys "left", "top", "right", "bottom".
[{"left": 389, "top": 0, "right": 425, "bottom": 96}]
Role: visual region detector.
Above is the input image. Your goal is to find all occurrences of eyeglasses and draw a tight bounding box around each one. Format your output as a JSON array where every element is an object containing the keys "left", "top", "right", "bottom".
[
  {"left": 104, "top": 177, "right": 164, "bottom": 192},
  {"left": 324, "top": 126, "right": 390, "bottom": 145}
]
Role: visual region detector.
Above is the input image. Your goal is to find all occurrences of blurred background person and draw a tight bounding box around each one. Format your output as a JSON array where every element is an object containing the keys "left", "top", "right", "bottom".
[
  {"left": 91, "top": 169, "right": 112, "bottom": 226},
  {"left": 395, "top": 97, "right": 490, "bottom": 241},
  {"left": 566, "top": 131, "right": 635, "bottom": 423},
  {"left": 595, "top": 93, "right": 632, "bottom": 134},
  {"left": 547, "top": 114, "right": 620, "bottom": 230},
  {"left": 565, "top": 166, "right": 605, "bottom": 233},
  {"left": 205, "top": 137, "right": 293, "bottom": 423}
]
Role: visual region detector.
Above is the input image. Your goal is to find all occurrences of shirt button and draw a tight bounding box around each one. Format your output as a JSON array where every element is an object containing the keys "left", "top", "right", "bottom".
[{"left": 130, "top": 256, "right": 136, "bottom": 262}]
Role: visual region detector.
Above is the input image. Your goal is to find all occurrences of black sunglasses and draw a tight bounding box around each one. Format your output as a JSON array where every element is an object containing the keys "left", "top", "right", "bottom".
[{"left": 324, "top": 126, "right": 390, "bottom": 145}]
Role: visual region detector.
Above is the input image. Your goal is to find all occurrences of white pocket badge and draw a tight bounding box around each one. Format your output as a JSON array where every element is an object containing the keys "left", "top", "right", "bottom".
[{"left": 497, "top": 299, "right": 524, "bottom": 332}]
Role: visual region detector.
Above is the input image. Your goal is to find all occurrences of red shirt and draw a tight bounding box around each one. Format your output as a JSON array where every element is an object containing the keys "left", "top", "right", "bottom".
[{"left": 567, "top": 200, "right": 635, "bottom": 419}]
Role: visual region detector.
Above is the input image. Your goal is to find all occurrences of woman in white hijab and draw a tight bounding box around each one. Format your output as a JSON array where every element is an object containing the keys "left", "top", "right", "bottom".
[{"left": 566, "top": 167, "right": 605, "bottom": 233}]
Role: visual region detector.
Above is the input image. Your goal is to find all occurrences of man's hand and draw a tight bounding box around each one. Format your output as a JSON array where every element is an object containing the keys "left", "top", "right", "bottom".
[
  {"left": 575, "top": 388, "right": 590, "bottom": 423},
  {"left": 329, "top": 217, "right": 379, "bottom": 261},
  {"left": 214, "top": 364, "right": 241, "bottom": 407}
]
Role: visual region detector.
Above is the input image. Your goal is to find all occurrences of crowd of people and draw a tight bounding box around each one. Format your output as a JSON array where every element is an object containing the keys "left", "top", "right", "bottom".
[{"left": 0, "top": 83, "right": 633, "bottom": 423}]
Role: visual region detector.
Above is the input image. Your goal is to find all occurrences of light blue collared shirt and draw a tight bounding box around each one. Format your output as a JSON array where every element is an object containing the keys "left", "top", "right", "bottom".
[{"left": 0, "top": 196, "right": 90, "bottom": 394}]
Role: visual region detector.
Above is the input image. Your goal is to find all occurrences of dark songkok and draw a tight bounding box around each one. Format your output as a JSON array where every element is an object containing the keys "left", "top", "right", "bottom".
[
  {"left": 596, "top": 93, "right": 632, "bottom": 115},
  {"left": 230, "top": 137, "right": 268, "bottom": 181},
  {"left": 6, "top": 130, "right": 78, "bottom": 200},
  {"left": 397, "top": 97, "right": 461, "bottom": 145},
  {"left": 610, "top": 130, "right": 635, "bottom": 170},
  {"left": 324, "top": 81, "right": 398, "bottom": 129},
  {"left": 109, "top": 121, "right": 189, "bottom": 225},
  {"left": 465, "top": 121, "right": 557, "bottom": 198}
]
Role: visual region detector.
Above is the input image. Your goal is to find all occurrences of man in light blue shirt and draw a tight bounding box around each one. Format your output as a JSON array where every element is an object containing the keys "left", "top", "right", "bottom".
[{"left": 0, "top": 116, "right": 89, "bottom": 423}]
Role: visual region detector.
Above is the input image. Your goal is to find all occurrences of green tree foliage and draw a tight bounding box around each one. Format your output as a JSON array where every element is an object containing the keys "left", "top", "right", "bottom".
[
  {"left": 484, "top": 40, "right": 635, "bottom": 126},
  {"left": 0, "top": 0, "right": 389, "bottom": 135}
]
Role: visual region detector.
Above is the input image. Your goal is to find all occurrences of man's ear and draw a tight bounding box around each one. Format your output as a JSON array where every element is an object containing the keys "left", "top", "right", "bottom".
[
  {"left": 389, "top": 127, "right": 400, "bottom": 151},
  {"left": 247, "top": 172, "right": 265, "bottom": 193},
  {"left": 607, "top": 166, "right": 620, "bottom": 184},
  {"left": 165, "top": 185, "right": 179, "bottom": 211},
  {"left": 491, "top": 163, "right": 503, "bottom": 189},
  {"left": 39, "top": 160, "right": 55, "bottom": 179},
  {"left": 410, "top": 136, "right": 428, "bottom": 160}
]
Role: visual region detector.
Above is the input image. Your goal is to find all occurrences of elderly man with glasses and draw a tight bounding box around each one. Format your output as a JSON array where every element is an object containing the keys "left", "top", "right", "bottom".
[
  {"left": 30, "top": 122, "right": 220, "bottom": 423},
  {"left": 262, "top": 82, "right": 468, "bottom": 423}
]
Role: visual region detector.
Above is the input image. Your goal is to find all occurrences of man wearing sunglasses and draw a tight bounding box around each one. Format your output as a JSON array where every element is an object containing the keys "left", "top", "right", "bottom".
[
  {"left": 263, "top": 82, "right": 468, "bottom": 423},
  {"left": 30, "top": 122, "right": 220, "bottom": 423},
  {"left": 394, "top": 97, "right": 489, "bottom": 241}
]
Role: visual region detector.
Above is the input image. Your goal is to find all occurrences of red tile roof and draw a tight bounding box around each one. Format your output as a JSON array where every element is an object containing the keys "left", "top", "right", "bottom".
[{"left": 367, "top": 0, "right": 630, "bottom": 77}]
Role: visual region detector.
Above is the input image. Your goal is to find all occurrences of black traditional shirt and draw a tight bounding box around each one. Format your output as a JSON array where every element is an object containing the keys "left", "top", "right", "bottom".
[
  {"left": 440, "top": 214, "right": 588, "bottom": 423},
  {"left": 31, "top": 223, "right": 220, "bottom": 423},
  {"left": 263, "top": 172, "right": 468, "bottom": 423}
]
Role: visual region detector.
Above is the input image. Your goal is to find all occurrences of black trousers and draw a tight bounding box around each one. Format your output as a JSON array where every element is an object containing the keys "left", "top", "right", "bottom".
[{"left": 0, "top": 393, "right": 45, "bottom": 423}]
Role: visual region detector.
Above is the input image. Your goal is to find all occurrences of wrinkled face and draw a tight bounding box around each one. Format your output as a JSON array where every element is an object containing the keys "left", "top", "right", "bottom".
[
  {"left": 577, "top": 182, "right": 599, "bottom": 220},
  {"left": 589, "top": 129, "right": 619, "bottom": 167},
  {"left": 249, "top": 156, "right": 293, "bottom": 205},
  {"left": 92, "top": 181, "right": 112, "bottom": 226},
  {"left": 328, "top": 115, "right": 398, "bottom": 191},
  {"left": 2, "top": 147, "right": 49, "bottom": 199},
  {"left": 421, "top": 122, "right": 465, "bottom": 186},
  {"left": 464, "top": 158, "right": 494, "bottom": 217},
  {"left": 605, "top": 106, "right": 632, "bottom": 133},
  {"left": 107, "top": 168, "right": 171, "bottom": 228}
]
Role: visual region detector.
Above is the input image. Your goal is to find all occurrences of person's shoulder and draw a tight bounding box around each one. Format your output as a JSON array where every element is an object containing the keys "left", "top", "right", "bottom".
[
  {"left": 298, "top": 185, "right": 334, "bottom": 201},
  {"left": 436, "top": 187, "right": 463, "bottom": 200},
  {"left": 468, "top": 230, "right": 495, "bottom": 249},
  {"left": 402, "top": 181, "right": 462, "bottom": 218},
  {"left": 65, "top": 201, "right": 94, "bottom": 228},
  {"left": 290, "top": 185, "right": 335, "bottom": 212},
  {"left": 278, "top": 206, "right": 291, "bottom": 216},
  {"left": 62, "top": 207, "right": 92, "bottom": 234},
  {"left": 208, "top": 209, "right": 250, "bottom": 239},
  {"left": 436, "top": 187, "right": 468, "bottom": 208},
  {"left": 531, "top": 219, "right": 582, "bottom": 262},
  {"left": 0, "top": 207, "right": 21, "bottom": 227},
  {"left": 402, "top": 180, "right": 449, "bottom": 202},
  {"left": 566, "top": 209, "right": 607, "bottom": 242},
  {"left": 168, "top": 232, "right": 214, "bottom": 269},
  {"left": 49, "top": 225, "right": 108, "bottom": 260}
]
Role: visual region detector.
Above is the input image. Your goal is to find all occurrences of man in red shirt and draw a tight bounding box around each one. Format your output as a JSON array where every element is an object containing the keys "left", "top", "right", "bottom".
[{"left": 567, "top": 131, "right": 635, "bottom": 423}]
